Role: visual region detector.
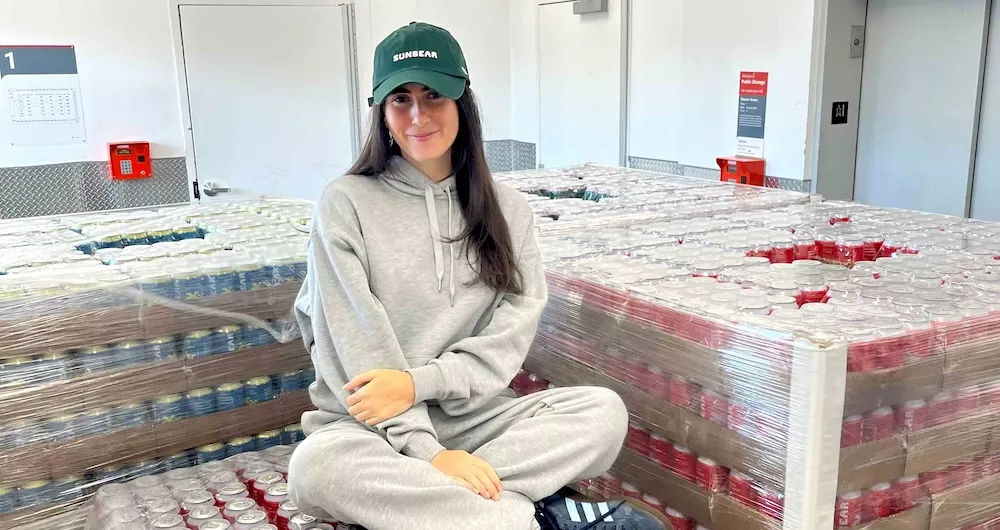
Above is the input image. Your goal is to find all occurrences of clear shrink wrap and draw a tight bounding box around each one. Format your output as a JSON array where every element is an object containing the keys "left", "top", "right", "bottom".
[{"left": 0, "top": 199, "right": 315, "bottom": 529}]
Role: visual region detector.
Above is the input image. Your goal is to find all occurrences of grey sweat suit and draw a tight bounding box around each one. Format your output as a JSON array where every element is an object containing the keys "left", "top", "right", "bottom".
[{"left": 288, "top": 157, "right": 628, "bottom": 530}]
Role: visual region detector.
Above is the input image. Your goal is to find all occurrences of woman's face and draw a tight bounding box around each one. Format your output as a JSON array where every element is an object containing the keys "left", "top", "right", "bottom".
[{"left": 384, "top": 83, "right": 460, "bottom": 164}]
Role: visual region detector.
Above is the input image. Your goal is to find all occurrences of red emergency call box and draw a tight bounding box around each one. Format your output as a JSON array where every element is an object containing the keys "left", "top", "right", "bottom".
[
  {"left": 717, "top": 156, "right": 765, "bottom": 187},
  {"left": 109, "top": 142, "right": 152, "bottom": 180}
]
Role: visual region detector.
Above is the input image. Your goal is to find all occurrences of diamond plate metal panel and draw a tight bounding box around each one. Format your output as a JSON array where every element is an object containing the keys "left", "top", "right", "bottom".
[
  {"left": 484, "top": 140, "right": 537, "bottom": 173},
  {"left": 769, "top": 177, "right": 812, "bottom": 192},
  {"left": 682, "top": 165, "right": 721, "bottom": 181},
  {"left": 627, "top": 156, "right": 682, "bottom": 175},
  {"left": 511, "top": 140, "right": 536, "bottom": 171},
  {"left": 0, "top": 157, "right": 189, "bottom": 219}
]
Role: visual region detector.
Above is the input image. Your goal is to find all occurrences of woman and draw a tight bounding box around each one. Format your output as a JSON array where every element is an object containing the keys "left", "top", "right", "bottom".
[{"left": 289, "top": 22, "right": 667, "bottom": 530}]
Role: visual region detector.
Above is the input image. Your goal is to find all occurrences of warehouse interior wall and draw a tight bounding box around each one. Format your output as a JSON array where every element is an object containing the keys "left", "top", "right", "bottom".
[
  {"left": 812, "top": 0, "right": 867, "bottom": 201},
  {"left": 627, "top": 0, "right": 816, "bottom": 186},
  {"left": 0, "top": 0, "right": 186, "bottom": 168},
  {"left": 971, "top": 1, "right": 1000, "bottom": 221}
]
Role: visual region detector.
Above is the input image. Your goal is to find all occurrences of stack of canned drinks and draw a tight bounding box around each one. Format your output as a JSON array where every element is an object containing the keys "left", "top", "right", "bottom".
[
  {"left": 152, "top": 369, "right": 314, "bottom": 424},
  {"left": 87, "top": 442, "right": 328, "bottom": 530}
]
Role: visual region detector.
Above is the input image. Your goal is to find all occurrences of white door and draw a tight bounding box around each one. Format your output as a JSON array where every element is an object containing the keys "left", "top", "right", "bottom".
[
  {"left": 538, "top": 0, "right": 624, "bottom": 168},
  {"left": 854, "top": 0, "right": 988, "bottom": 216},
  {"left": 179, "top": 4, "right": 357, "bottom": 203},
  {"left": 971, "top": 3, "right": 1000, "bottom": 221}
]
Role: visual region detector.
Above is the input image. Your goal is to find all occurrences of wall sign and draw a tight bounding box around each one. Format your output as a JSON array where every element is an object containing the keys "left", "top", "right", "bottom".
[
  {"left": 832, "top": 101, "right": 849, "bottom": 125},
  {"left": 0, "top": 45, "right": 87, "bottom": 146},
  {"left": 736, "top": 71, "right": 768, "bottom": 158}
]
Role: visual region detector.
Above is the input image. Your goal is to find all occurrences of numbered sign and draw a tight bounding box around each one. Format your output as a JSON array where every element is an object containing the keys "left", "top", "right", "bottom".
[{"left": 0, "top": 45, "right": 87, "bottom": 146}]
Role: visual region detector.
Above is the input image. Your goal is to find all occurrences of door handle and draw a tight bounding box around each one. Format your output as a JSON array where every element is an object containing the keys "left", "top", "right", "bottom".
[{"left": 202, "top": 181, "right": 232, "bottom": 197}]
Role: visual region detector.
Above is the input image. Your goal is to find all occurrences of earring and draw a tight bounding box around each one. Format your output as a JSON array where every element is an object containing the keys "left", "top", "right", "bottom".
[{"left": 389, "top": 136, "right": 395, "bottom": 147}]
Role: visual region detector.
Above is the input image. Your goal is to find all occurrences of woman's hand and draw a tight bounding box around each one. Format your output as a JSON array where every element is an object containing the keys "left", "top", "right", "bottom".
[
  {"left": 344, "top": 369, "right": 416, "bottom": 425},
  {"left": 431, "top": 450, "right": 503, "bottom": 501}
]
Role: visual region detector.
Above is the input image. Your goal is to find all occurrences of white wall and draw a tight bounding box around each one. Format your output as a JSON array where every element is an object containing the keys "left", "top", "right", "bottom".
[
  {"left": 971, "top": 1, "right": 1000, "bottom": 221},
  {"left": 0, "top": 0, "right": 186, "bottom": 167},
  {"left": 813, "top": 0, "right": 866, "bottom": 200},
  {"left": 627, "top": 0, "right": 816, "bottom": 180},
  {"left": 509, "top": 0, "right": 539, "bottom": 146},
  {"left": 354, "top": 0, "right": 513, "bottom": 141}
]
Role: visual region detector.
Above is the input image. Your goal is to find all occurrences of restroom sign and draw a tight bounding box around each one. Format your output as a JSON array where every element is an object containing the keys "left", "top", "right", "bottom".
[{"left": 736, "top": 71, "right": 768, "bottom": 158}]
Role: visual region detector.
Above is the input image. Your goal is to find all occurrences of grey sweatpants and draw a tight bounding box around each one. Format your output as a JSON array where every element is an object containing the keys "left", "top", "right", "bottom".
[{"left": 287, "top": 386, "right": 628, "bottom": 530}]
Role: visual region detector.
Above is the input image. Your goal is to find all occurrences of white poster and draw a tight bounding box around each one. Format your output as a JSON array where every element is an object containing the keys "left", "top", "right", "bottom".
[{"left": 0, "top": 45, "right": 87, "bottom": 146}]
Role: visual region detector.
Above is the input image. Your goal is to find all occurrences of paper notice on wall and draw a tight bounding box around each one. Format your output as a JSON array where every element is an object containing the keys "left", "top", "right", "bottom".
[
  {"left": 736, "top": 71, "right": 767, "bottom": 158},
  {"left": 0, "top": 45, "right": 87, "bottom": 146}
]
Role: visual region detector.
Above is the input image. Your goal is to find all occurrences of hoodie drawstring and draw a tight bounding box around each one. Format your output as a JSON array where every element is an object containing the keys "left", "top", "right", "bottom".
[{"left": 424, "top": 186, "right": 456, "bottom": 306}]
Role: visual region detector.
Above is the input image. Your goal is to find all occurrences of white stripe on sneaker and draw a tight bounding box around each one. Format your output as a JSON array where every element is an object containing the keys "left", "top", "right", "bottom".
[
  {"left": 582, "top": 502, "right": 597, "bottom": 523},
  {"left": 597, "top": 502, "right": 613, "bottom": 522},
  {"left": 565, "top": 498, "right": 581, "bottom": 523}
]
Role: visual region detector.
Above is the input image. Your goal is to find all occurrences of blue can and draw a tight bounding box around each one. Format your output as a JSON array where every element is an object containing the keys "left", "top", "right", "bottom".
[
  {"left": 153, "top": 394, "right": 187, "bottom": 423},
  {"left": 212, "top": 326, "right": 242, "bottom": 355},
  {"left": 302, "top": 367, "right": 316, "bottom": 385},
  {"left": 270, "top": 256, "right": 299, "bottom": 285},
  {"left": 76, "top": 408, "right": 112, "bottom": 436},
  {"left": 92, "top": 464, "right": 123, "bottom": 483},
  {"left": 95, "top": 234, "right": 124, "bottom": 250},
  {"left": 148, "top": 336, "right": 178, "bottom": 363},
  {"left": 124, "top": 459, "right": 160, "bottom": 480},
  {"left": 17, "top": 481, "right": 51, "bottom": 507},
  {"left": 275, "top": 371, "right": 304, "bottom": 395},
  {"left": 113, "top": 341, "right": 150, "bottom": 368},
  {"left": 50, "top": 476, "right": 84, "bottom": 502},
  {"left": 173, "top": 267, "right": 208, "bottom": 300},
  {"left": 46, "top": 414, "right": 80, "bottom": 440},
  {"left": 173, "top": 225, "right": 200, "bottom": 241},
  {"left": 215, "top": 382, "right": 246, "bottom": 411},
  {"left": 0, "top": 356, "right": 37, "bottom": 387},
  {"left": 75, "top": 346, "right": 115, "bottom": 374},
  {"left": 183, "top": 330, "right": 214, "bottom": 359},
  {"left": 36, "top": 352, "right": 71, "bottom": 383},
  {"left": 244, "top": 377, "right": 274, "bottom": 404},
  {"left": 0, "top": 486, "right": 18, "bottom": 514},
  {"left": 139, "top": 271, "right": 174, "bottom": 299},
  {"left": 122, "top": 231, "right": 149, "bottom": 247},
  {"left": 243, "top": 326, "right": 275, "bottom": 348},
  {"left": 255, "top": 430, "right": 282, "bottom": 450},
  {"left": 115, "top": 401, "right": 149, "bottom": 428},
  {"left": 291, "top": 257, "right": 308, "bottom": 279},
  {"left": 233, "top": 260, "right": 263, "bottom": 292},
  {"left": 205, "top": 263, "right": 237, "bottom": 295},
  {"left": 161, "top": 452, "right": 192, "bottom": 471},
  {"left": 186, "top": 387, "right": 216, "bottom": 417},
  {"left": 197, "top": 443, "right": 226, "bottom": 464},
  {"left": 281, "top": 424, "right": 305, "bottom": 445},
  {"left": 148, "top": 229, "right": 174, "bottom": 244},
  {"left": 225, "top": 436, "right": 256, "bottom": 457},
  {"left": 7, "top": 419, "right": 45, "bottom": 448}
]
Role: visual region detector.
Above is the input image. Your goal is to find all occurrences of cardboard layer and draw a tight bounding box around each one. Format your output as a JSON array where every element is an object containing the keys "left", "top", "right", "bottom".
[
  {"left": 526, "top": 349, "right": 787, "bottom": 490},
  {"left": 944, "top": 340, "right": 1000, "bottom": 389},
  {"left": 838, "top": 437, "right": 906, "bottom": 495},
  {"left": 928, "top": 473, "right": 1000, "bottom": 530},
  {"left": 0, "top": 281, "right": 300, "bottom": 359},
  {"left": 712, "top": 494, "right": 782, "bottom": 530},
  {"left": 858, "top": 504, "right": 930, "bottom": 530},
  {"left": 904, "top": 412, "right": 995, "bottom": 476},
  {"left": 844, "top": 358, "right": 945, "bottom": 418},
  {"left": 0, "top": 342, "right": 310, "bottom": 421}
]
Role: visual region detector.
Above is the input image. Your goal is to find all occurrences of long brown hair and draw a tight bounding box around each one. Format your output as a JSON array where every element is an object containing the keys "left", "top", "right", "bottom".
[{"left": 346, "top": 88, "right": 523, "bottom": 295}]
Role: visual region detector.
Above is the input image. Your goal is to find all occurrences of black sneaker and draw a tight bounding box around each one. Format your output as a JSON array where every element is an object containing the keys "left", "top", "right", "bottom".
[{"left": 534, "top": 494, "right": 671, "bottom": 530}]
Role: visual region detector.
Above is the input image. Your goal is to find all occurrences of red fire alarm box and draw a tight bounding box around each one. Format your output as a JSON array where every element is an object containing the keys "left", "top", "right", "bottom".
[
  {"left": 717, "top": 156, "right": 765, "bottom": 187},
  {"left": 109, "top": 142, "right": 152, "bottom": 180}
]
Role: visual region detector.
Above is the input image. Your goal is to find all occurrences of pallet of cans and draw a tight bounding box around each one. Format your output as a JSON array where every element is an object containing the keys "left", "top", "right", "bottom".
[
  {"left": 498, "top": 165, "right": 1000, "bottom": 530},
  {"left": 0, "top": 200, "right": 318, "bottom": 529}
]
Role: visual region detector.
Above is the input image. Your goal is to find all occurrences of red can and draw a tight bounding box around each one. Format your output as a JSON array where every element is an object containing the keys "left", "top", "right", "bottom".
[
  {"left": 627, "top": 423, "right": 651, "bottom": 457},
  {"left": 699, "top": 390, "right": 729, "bottom": 426},
  {"left": 251, "top": 472, "right": 285, "bottom": 504},
  {"left": 841, "top": 414, "right": 864, "bottom": 447},
  {"left": 847, "top": 340, "right": 878, "bottom": 372},
  {"left": 673, "top": 445, "right": 697, "bottom": 482},
  {"left": 695, "top": 457, "right": 729, "bottom": 492},
  {"left": 927, "top": 392, "right": 956, "bottom": 427},
  {"left": 727, "top": 401, "right": 753, "bottom": 436},
  {"left": 602, "top": 473, "right": 623, "bottom": 498},
  {"left": 215, "top": 483, "right": 251, "bottom": 507},
  {"left": 622, "top": 482, "right": 643, "bottom": 500},
  {"left": 512, "top": 370, "right": 532, "bottom": 396},
  {"left": 262, "top": 483, "right": 288, "bottom": 515},
  {"left": 755, "top": 485, "right": 784, "bottom": 520},
  {"left": 669, "top": 375, "right": 696, "bottom": 410},
  {"left": 527, "top": 373, "right": 549, "bottom": 394},
  {"left": 650, "top": 434, "right": 674, "bottom": 470},
  {"left": 181, "top": 490, "right": 215, "bottom": 515},
  {"left": 867, "top": 482, "right": 895, "bottom": 520},
  {"left": 875, "top": 337, "right": 905, "bottom": 369},
  {"left": 664, "top": 507, "right": 694, "bottom": 530},
  {"left": 864, "top": 407, "right": 895, "bottom": 442},
  {"left": 223, "top": 498, "right": 258, "bottom": 522},
  {"left": 894, "top": 399, "right": 927, "bottom": 434},
  {"left": 835, "top": 491, "right": 863, "bottom": 528},
  {"left": 919, "top": 467, "right": 951, "bottom": 495},
  {"left": 729, "top": 471, "right": 756, "bottom": 507},
  {"left": 646, "top": 367, "right": 670, "bottom": 400},
  {"left": 641, "top": 494, "right": 665, "bottom": 514},
  {"left": 893, "top": 476, "right": 924, "bottom": 512},
  {"left": 276, "top": 500, "right": 299, "bottom": 530}
]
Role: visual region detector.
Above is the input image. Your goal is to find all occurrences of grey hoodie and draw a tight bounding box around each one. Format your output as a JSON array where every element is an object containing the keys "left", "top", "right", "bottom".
[{"left": 294, "top": 156, "right": 548, "bottom": 462}]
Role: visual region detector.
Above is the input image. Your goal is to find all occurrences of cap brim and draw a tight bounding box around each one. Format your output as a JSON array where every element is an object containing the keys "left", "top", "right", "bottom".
[{"left": 372, "top": 69, "right": 467, "bottom": 105}]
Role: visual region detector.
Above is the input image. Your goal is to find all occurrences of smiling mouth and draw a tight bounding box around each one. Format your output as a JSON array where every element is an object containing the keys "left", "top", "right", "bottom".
[{"left": 410, "top": 131, "right": 438, "bottom": 141}]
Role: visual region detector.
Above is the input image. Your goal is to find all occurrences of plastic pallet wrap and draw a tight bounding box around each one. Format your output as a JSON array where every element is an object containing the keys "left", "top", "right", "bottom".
[
  {"left": 505, "top": 165, "right": 1000, "bottom": 530},
  {"left": 0, "top": 199, "right": 317, "bottom": 530}
]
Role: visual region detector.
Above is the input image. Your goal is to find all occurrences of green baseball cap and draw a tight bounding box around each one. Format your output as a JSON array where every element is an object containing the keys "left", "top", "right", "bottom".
[{"left": 371, "top": 22, "right": 470, "bottom": 105}]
